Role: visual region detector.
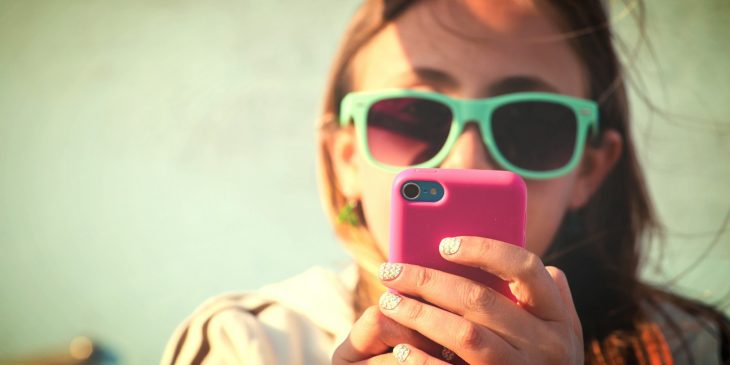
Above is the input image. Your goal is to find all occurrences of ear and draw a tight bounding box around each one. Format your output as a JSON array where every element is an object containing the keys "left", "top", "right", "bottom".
[
  {"left": 330, "top": 126, "right": 362, "bottom": 200},
  {"left": 569, "top": 129, "right": 623, "bottom": 209}
]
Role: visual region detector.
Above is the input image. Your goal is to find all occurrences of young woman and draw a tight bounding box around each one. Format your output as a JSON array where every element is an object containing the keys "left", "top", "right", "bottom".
[{"left": 162, "top": 0, "right": 730, "bottom": 364}]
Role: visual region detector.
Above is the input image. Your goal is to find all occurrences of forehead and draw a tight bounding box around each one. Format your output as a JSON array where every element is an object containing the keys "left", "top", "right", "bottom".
[{"left": 352, "top": 0, "right": 587, "bottom": 98}]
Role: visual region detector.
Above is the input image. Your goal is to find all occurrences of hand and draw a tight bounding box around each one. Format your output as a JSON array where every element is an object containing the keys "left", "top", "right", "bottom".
[
  {"left": 375, "top": 236, "right": 583, "bottom": 364},
  {"left": 331, "top": 305, "right": 452, "bottom": 364}
]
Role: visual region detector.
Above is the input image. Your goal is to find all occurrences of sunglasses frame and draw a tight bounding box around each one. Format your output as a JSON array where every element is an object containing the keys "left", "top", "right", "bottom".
[{"left": 339, "top": 89, "right": 599, "bottom": 179}]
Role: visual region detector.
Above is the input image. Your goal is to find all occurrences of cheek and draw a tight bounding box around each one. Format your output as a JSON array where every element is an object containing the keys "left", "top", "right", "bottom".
[
  {"left": 357, "top": 157, "right": 397, "bottom": 258},
  {"left": 524, "top": 175, "right": 577, "bottom": 257}
]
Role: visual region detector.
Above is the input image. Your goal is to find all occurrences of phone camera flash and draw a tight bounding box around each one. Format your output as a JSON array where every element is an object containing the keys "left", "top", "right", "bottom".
[{"left": 430, "top": 188, "right": 437, "bottom": 195}]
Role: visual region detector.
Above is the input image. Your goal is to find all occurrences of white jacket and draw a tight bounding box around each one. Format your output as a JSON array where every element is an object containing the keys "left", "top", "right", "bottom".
[{"left": 161, "top": 265, "right": 357, "bottom": 365}]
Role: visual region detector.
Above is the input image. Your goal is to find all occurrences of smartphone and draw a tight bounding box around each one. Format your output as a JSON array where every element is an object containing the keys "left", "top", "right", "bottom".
[{"left": 390, "top": 168, "right": 527, "bottom": 301}]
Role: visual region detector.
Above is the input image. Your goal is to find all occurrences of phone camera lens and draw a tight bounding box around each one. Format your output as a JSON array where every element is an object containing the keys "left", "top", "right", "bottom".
[{"left": 402, "top": 182, "right": 421, "bottom": 200}]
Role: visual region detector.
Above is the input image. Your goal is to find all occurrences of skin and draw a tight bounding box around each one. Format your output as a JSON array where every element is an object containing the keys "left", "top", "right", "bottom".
[{"left": 330, "top": 0, "right": 622, "bottom": 363}]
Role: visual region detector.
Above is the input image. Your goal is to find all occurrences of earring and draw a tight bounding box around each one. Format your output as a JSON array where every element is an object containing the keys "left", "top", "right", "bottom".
[{"left": 338, "top": 200, "right": 361, "bottom": 226}]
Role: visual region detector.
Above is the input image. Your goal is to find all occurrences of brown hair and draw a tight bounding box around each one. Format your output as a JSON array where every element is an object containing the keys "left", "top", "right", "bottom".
[{"left": 314, "top": 0, "right": 730, "bottom": 363}]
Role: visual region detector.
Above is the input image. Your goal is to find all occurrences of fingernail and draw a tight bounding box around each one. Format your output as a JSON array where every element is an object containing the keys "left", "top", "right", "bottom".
[
  {"left": 441, "top": 347, "right": 455, "bottom": 361},
  {"left": 378, "top": 263, "right": 403, "bottom": 281},
  {"left": 379, "top": 291, "right": 402, "bottom": 310},
  {"left": 439, "top": 237, "right": 461, "bottom": 255},
  {"left": 393, "top": 344, "right": 410, "bottom": 362}
]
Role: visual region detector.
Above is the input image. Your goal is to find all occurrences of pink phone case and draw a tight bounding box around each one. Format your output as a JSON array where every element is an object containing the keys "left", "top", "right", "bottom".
[{"left": 390, "top": 168, "right": 527, "bottom": 301}]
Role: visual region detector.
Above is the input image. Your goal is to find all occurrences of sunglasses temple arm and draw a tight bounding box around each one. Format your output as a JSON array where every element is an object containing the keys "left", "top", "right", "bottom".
[
  {"left": 339, "top": 95, "right": 355, "bottom": 126},
  {"left": 587, "top": 119, "right": 603, "bottom": 147}
]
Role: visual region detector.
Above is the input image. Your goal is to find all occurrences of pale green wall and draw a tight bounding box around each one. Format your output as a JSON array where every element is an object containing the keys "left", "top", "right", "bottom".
[{"left": 0, "top": 1, "right": 728, "bottom": 364}]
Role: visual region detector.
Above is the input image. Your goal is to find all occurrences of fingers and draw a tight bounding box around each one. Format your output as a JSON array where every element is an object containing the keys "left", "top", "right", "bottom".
[
  {"left": 333, "top": 306, "right": 440, "bottom": 363},
  {"left": 346, "top": 344, "right": 452, "bottom": 365},
  {"left": 378, "top": 262, "right": 533, "bottom": 346},
  {"left": 438, "top": 236, "right": 567, "bottom": 322},
  {"left": 378, "top": 291, "right": 521, "bottom": 364},
  {"left": 390, "top": 344, "right": 452, "bottom": 365}
]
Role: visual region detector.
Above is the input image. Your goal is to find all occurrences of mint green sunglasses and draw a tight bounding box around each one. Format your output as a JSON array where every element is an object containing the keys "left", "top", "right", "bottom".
[{"left": 339, "top": 89, "right": 599, "bottom": 179}]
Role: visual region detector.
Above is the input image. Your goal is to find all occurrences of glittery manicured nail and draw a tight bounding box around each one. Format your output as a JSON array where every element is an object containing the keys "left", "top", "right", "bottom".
[
  {"left": 379, "top": 291, "right": 402, "bottom": 310},
  {"left": 441, "top": 347, "right": 455, "bottom": 361},
  {"left": 439, "top": 237, "right": 461, "bottom": 255},
  {"left": 378, "top": 263, "right": 403, "bottom": 281},
  {"left": 393, "top": 344, "right": 410, "bottom": 362}
]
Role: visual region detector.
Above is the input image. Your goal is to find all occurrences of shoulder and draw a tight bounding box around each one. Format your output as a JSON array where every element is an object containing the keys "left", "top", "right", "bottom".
[
  {"left": 161, "top": 293, "right": 275, "bottom": 365},
  {"left": 643, "top": 293, "right": 727, "bottom": 364},
  {"left": 161, "top": 264, "right": 358, "bottom": 365}
]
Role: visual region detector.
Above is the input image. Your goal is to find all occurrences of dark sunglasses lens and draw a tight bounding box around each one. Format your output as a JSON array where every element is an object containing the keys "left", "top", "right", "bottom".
[
  {"left": 491, "top": 101, "right": 577, "bottom": 172},
  {"left": 366, "top": 97, "right": 453, "bottom": 166}
]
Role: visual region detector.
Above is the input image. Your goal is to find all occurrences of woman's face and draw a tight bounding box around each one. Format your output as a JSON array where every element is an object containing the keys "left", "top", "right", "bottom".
[{"left": 332, "top": 0, "right": 620, "bottom": 258}]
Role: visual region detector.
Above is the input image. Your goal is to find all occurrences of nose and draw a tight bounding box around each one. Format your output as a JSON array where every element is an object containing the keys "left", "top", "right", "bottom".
[{"left": 439, "top": 123, "right": 498, "bottom": 170}]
